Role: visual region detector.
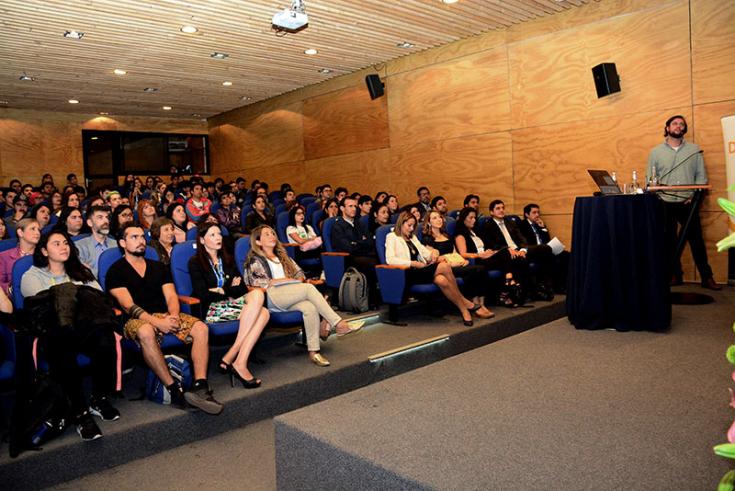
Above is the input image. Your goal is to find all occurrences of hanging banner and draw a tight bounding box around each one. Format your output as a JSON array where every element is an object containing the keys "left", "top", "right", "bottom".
[{"left": 724, "top": 115, "right": 735, "bottom": 229}]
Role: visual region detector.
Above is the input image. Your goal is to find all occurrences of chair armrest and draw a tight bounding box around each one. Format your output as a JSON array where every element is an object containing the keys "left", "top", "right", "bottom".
[
  {"left": 322, "top": 251, "right": 349, "bottom": 256},
  {"left": 247, "top": 286, "right": 266, "bottom": 293},
  {"left": 376, "top": 264, "right": 409, "bottom": 270},
  {"left": 178, "top": 295, "right": 201, "bottom": 305},
  {"left": 284, "top": 243, "right": 299, "bottom": 248},
  {"left": 306, "top": 278, "right": 325, "bottom": 286},
  {"left": 463, "top": 253, "right": 480, "bottom": 259}
]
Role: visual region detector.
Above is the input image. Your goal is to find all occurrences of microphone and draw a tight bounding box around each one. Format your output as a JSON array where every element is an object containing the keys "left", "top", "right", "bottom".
[{"left": 657, "top": 149, "right": 704, "bottom": 182}]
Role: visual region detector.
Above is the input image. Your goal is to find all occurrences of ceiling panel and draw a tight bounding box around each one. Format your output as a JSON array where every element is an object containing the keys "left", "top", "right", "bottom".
[{"left": 0, "top": 0, "right": 592, "bottom": 119}]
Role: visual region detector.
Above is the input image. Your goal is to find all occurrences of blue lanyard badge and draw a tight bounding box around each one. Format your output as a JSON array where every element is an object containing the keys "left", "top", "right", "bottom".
[{"left": 211, "top": 257, "right": 225, "bottom": 288}]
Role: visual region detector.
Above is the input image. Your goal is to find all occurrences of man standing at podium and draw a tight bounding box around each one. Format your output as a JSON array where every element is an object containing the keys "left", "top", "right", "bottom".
[{"left": 647, "top": 115, "right": 721, "bottom": 290}]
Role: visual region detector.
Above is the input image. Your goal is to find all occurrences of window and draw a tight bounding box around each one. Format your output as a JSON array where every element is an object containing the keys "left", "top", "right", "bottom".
[{"left": 82, "top": 130, "right": 209, "bottom": 179}]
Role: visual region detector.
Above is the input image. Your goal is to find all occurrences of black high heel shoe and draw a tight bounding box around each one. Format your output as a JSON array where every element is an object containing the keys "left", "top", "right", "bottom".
[
  {"left": 217, "top": 359, "right": 232, "bottom": 375},
  {"left": 229, "top": 366, "right": 261, "bottom": 389}
]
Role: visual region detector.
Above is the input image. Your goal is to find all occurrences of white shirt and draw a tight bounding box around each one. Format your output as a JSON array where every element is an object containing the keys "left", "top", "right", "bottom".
[
  {"left": 494, "top": 218, "right": 518, "bottom": 249},
  {"left": 286, "top": 224, "right": 316, "bottom": 240},
  {"left": 267, "top": 258, "right": 286, "bottom": 279},
  {"left": 470, "top": 231, "right": 485, "bottom": 253}
]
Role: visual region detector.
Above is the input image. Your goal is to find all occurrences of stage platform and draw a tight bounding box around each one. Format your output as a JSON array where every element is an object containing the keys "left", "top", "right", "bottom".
[
  {"left": 1, "top": 297, "right": 565, "bottom": 489},
  {"left": 275, "top": 288, "right": 735, "bottom": 489}
]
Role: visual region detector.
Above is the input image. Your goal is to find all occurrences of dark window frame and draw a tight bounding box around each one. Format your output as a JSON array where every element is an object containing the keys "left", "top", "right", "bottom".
[{"left": 82, "top": 129, "right": 210, "bottom": 179}]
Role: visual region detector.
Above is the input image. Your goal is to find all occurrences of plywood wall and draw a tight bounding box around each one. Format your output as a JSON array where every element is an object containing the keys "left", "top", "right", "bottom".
[
  {"left": 209, "top": 0, "right": 735, "bottom": 282},
  {"left": 0, "top": 108, "right": 207, "bottom": 186}
]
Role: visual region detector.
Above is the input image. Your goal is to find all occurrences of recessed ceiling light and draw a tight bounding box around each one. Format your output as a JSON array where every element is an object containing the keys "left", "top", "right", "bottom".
[
  {"left": 396, "top": 41, "right": 415, "bottom": 48},
  {"left": 304, "top": 48, "right": 318, "bottom": 55},
  {"left": 113, "top": 69, "right": 127, "bottom": 75},
  {"left": 210, "top": 52, "right": 229, "bottom": 59},
  {"left": 441, "top": 0, "right": 459, "bottom": 3},
  {"left": 240, "top": 96, "right": 252, "bottom": 101},
  {"left": 91, "top": 136, "right": 99, "bottom": 140},
  {"left": 318, "top": 68, "right": 331, "bottom": 74},
  {"left": 19, "top": 75, "right": 35, "bottom": 81},
  {"left": 63, "top": 30, "right": 85, "bottom": 39},
  {"left": 180, "top": 25, "right": 198, "bottom": 34},
  {"left": 143, "top": 87, "right": 159, "bottom": 92},
  {"left": 0, "top": 101, "right": 8, "bottom": 105},
  {"left": 68, "top": 99, "right": 79, "bottom": 104},
  {"left": 99, "top": 112, "right": 109, "bottom": 115},
  {"left": 191, "top": 113, "right": 202, "bottom": 118},
  {"left": 162, "top": 106, "right": 172, "bottom": 110},
  {"left": 222, "top": 81, "right": 233, "bottom": 86}
]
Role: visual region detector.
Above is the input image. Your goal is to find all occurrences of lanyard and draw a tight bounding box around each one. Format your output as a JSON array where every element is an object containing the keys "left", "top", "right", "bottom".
[{"left": 210, "top": 257, "right": 225, "bottom": 288}]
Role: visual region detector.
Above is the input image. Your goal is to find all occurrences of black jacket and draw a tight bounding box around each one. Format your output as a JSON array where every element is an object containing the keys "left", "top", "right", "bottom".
[
  {"left": 188, "top": 255, "right": 248, "bottom": 316},
  {"left": 517, "top": 219, "right": 551, "bottom": 246},
  {"left": 480, "top": 218, "right": 529, "bottom": 250},
  {"left": 331, "top": 217, "right": 375, "bottom": 256}
]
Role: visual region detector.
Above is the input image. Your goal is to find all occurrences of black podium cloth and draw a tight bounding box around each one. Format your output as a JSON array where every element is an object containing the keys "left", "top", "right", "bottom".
[{"left": 566, "top": 194, "right": 671, "bottom": 331}]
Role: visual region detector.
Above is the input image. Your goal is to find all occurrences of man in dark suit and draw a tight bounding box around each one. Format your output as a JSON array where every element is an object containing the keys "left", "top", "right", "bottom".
[
  {"left": 481, "top": 200, "right": 554, "bottom": 300},
  {"left": 331, "top": 196, "right": 380, "bottom": 306},
  {"left": 519, "top": 203, "right": 569, "bottom": 294}
]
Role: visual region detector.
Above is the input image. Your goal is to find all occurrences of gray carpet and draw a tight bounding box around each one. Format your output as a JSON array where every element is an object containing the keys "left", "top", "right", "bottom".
[{"left": 275, "top": 289, "right": 735, "bottom": 489}]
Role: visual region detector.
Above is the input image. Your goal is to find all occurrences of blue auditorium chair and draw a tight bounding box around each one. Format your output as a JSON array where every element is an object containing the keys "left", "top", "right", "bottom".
[
  {"left": 0, "top": 238, "right": 18, "bottom": 253},
  {"left": 320, "top": 217, "right": 348, "bottom": 289},
  {"left": 297, "top": 194, "right": 316, "bottom": 205},
  {"left": 305, "top": 201, "right": 321, "bottom": 225},
  {"left": 268, "top": 191, "right": 283, "bottom": 203},
  {"left": 274, "top": 203, "right": 287, "bottom": 216},
  {"left": 169, "top": 241, "right": 240, "bottom": 338},
  {"left": 240, "top": 204, "right": 253, "bottom": 231},
  {"left": 447, "top": 209, "right": 460, "bottom": 220},
  {"left": 72, "top": 233, "right": 90, "bottom": 242}
]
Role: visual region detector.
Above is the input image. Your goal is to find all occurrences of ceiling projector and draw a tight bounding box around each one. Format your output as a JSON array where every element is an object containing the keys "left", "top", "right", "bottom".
[{"left": 272, "top": 0, "right": 309, "bottom": 32}]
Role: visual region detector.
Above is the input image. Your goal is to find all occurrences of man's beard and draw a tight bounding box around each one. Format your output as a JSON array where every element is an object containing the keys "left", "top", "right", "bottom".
[
  {"left": 130, "top": 249, "right": 145, "bottom": 257},
  {"left": 668, "top": 129, "right": 684, "bottom": 139}
]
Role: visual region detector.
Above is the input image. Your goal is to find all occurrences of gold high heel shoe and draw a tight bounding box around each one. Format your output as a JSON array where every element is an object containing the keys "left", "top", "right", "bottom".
[{"left": 309, "top": 353, "right": 331, "bottom": 367}]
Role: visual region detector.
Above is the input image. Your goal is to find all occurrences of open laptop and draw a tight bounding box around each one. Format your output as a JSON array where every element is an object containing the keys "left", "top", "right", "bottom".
[{"left": 587, "top": 169, "right": 622, "bottom": 195}]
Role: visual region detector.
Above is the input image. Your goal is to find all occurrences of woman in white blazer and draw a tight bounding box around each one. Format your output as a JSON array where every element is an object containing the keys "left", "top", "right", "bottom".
[{"left": 385, "top": 211, "right": 494, "bottom": 326}]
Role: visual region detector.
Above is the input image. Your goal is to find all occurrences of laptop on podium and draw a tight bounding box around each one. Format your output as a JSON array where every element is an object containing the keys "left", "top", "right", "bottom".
[{"left": 587, "top": 169, "right": 622, "bottom": 195}]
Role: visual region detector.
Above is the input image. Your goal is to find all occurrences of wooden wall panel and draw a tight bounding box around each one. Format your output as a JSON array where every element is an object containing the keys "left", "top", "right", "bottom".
[
  {"left": 539, "top": 214, "right": 573, "bottom": 254},
  {"left": 693, "top": 100, "right": 735, "bottom": 212},
  {"left": 302, "top": 149, "right": 391, "bottom": 199},
  {"left": 513, "top": 109, "right": 691, "bottom": 215},
  {"left": 0, "top": 108, "right": 206, "bottom": 185},
  {"left": 389, "top": 48, "right": 510, "bottom": 147},
  {"left": 209, "top": 102, "right": 303, "bottom": 172},
  {"left": 691, "top": 0, "right": 735, "bottom": 104},
  {"left": 508, "top": 1, "right": 691, "bottom": 129},
  {"left": 389, "top": 133, "right": 513, "bottom": 212},
  {"left": 302, "top": 86, "right": 388, "bottom": 161}
]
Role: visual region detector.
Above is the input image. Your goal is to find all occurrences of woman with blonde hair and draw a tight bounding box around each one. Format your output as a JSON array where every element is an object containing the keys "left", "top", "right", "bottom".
[
  {"left": 386, "top": 211, "right": 493, "bottom": 326},
  {"left": 242, "top": 225, "right": 361, "bottom": 367}
]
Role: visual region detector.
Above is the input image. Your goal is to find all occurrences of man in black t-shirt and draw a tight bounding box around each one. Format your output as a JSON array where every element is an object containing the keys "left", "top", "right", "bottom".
[{"left": 107, "top": 223, "right": 223, "bottom": 414}]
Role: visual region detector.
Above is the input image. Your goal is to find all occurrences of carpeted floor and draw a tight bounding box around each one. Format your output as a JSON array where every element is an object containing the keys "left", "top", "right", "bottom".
[{"left": 47, "top": 287, "right": 735, "bottom": 489}]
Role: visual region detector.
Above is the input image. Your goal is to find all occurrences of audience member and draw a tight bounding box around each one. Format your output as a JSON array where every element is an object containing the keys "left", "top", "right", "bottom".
[
  {"left": 107, "top": 223, "right": 223, "bottom": 414},
  {"left": 21, "top": 230, "right": 120, "bottom": 441},
  {"left": 166, "top": 202, "right": 195, "bottom": 244},
  {"left": 0, "top": 218, "right": 40, "bottom": 293},
  {"left": 416, "top": 186, "right": 431, "bottom": 217},
  {"left": 283, "top": 188, "right": 298, "bottom": 211},
  {"left": 331, "top": 196, "right": 379, "bottom": 307},
  {"left": 137, "top": 199, "right": 157, "bottom": 230},
  {"left": 286, "top": 205, "right": 322, "bottom": 267},
  {"left": 215, "top": 191, "right": 242, "bottom": 236},
  {"left": 386, "top": 195, "right": 399, "bottom": 216},
  {"left": 357, "top": 195, "right": 372, "bottom": 217},
  {"left": 62, "top": 191, "right": 81, "bottom": 209},
  {"left": 243, "top": 225, "right": 361, "bottom": 367},
  {"left": 110, "top": 204, "right": 134, "bottom": 238},
  {"left": 76, "top": 205, "right": 116, "bottom": 278},
  {"left": 374, "top": 191, "right": 388, "bottom": 205},
  {"left": 316, "top": 198, "right": 339, "bottom": 233},
  {"left": 244, "top": 195, "right": 274, "bottom": 233},
  {"left": 0, "top": 217, "right": 7, "bottom": 240},
  {"left": 30, "top": 203, "right": 51, "bottom": 230},
  {"left": 422, "top": 210, "right": 493, "bottom": 312},
  {"left": 386, "top": 211, "right": 493, "bottom": 325},
  {"left": 368, "top": 202, "right": 390, "bottom": 238},
  {"left": 149, "top": 217, "right": 175, "bottom": 266},
  {"left": 50, "top": 191, "right": 63, "bottom": 214},
  {"left": 431, "top": 196, "right": 448, "bottom": 216},
  {"left": 334, "top": 187, "right": 348, "bottom": 203},
  {"left": 186, "top": 182, "right": 212, "bottom": 222},
  {"left": 189, "top": 222, "right": 269, "bottom": 388},
  {"left": 519, "top": 203, "right": 569, "bottom": 294},
  {"left": 7, "top": 195, "right": 28, "bottom": 230},
  {"left": 55, "top": 207, "right": 87, "bottom": 237}
]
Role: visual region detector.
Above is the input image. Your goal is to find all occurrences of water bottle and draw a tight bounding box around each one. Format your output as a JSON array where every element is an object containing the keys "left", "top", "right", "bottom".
[
  {"left": 611, "top": 171, "right": 617, "bottom": 184},
  {"left": 30, "top": 421, "right": 53, "bottom": 446},
  {"left": 631, "top": 170, "right": 640, "bottom": 194},
  {"left": 649, "top": 166, "right": 659, "bottom": 187}
]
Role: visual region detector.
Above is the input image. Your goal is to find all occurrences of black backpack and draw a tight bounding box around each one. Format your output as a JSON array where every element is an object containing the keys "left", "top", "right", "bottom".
[
  {"left": 8, "top": 374, "right": 70, "bottom": 458},
  {"left": 338, "top": 267, "right": 369, "bottom": 313}
]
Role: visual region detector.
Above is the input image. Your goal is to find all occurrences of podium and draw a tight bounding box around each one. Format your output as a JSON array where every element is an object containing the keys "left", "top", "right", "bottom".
[
  {"left": 566, "top": 193, "right": 671, "bottom": 331},
  {"left": 647, "top": 184, "right": 713, "bottom": 305}
]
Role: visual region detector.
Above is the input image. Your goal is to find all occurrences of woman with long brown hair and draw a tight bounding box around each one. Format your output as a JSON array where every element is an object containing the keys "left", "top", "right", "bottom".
[
  {"left": 242, "top": 225, "right": 361, "bottom": 367},
  {"left": 137, "top": 199, "right": 157, "bottom": 230}
]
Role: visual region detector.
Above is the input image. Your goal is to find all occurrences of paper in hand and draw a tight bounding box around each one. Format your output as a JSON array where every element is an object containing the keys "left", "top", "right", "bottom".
[{"left": 547, "top": 237, "right": 566, "bottom": 255}]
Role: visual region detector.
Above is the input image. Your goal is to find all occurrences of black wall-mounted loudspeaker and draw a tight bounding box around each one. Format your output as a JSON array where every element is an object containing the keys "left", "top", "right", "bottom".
[
  {"left": 592, "top": 63, "right": 621, "bottom": 98},
  {"left": 365, "top": 74, "right": 385, "bottom": 100}
]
